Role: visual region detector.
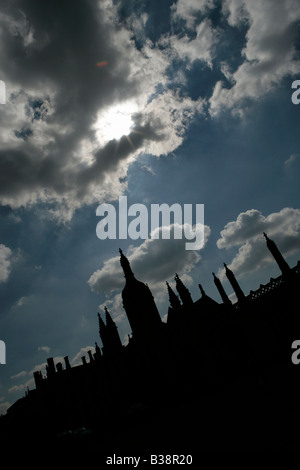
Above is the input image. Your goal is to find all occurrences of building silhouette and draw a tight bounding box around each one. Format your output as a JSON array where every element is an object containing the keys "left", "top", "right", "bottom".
[{"left": 1, "top": 233, "right": 300, "bottom": 449}]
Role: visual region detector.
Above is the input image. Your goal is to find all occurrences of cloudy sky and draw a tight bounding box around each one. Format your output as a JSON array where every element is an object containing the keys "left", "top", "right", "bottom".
[{"left": 0, "top": 0, "right": 300, "bottom": 414}]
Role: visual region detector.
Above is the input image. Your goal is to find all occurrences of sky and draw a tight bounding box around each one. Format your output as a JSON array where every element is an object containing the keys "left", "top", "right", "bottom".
[{"left": 0, "top": 0, "right": 300, "bottom": 415}]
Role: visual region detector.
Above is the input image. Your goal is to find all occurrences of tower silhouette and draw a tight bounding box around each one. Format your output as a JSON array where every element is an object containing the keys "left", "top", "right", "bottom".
[
  {"left": 198, "top": 283, "right": 206, "bottom": 297},
  {"left": 212, "top": 272, "right": 232, "bottom": 306},
  {"left": 263, "top": 232, "right": 291, "bottom": 276},
  {"left": 119, "top": 249, "right": 161, "bottom": 339},
  {"left": 98, "top": 307, "right": 122, "bottom": 357},
  {"left": 174, "top": 273, "right": 193, "bottom": 307},
  {"left": 166, "top": 281, "right": 181, "bottom": 309},
  {"left": 223, "top": 263, "right": 246, "bottom": 303}
]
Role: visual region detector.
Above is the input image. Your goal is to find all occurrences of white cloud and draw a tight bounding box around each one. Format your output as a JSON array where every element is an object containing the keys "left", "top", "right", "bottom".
[
  {"left": 88, "top": 254, "right": 124, "bottom": 295},
  {"left": 0, "top": 244, "right": 12, "bottom": 283},
  {"left": 161, "top": 18, "right": 218, "bottom": 69},
  {"left": 143, "top": 89, "right": 205, "bottom": 156},
  {"left": 284, "top": 154, "right": 300, "bottom": 177},
  {"left": 216, "top": 207, "right": 300, "bottom": 279},
  {"left": 140, "top": 164, "right": 156, "bottom": 175},
  {"left": 14, "top": 296, "right": 30, "bottom": 308},
  {"left": 88, "top": 223, "right": 210, "bottom": 318},
  {"left": 210, "top": 0, "right": 300, "bottom": 115},
  {"left": 8, "top": 378, "right": 34, "bottom": 394},
  {"left": 124, "top": 12, "right": 149, "bottom": 45},
  {"left": 5, "top": 349, "right": 95, "bottom": 403},
  {"left": 37, "top": 346, "right": 50, "bottom": 354},
  {"left": 171, "top": 0, "right": 216, "bottom": 29},
  {"left": 8, "top": 213, "right": 22, "bottom": 223},
  {"left": 10, "top": 371, "right": 27, "bottom": 380},
  {"left": 221, "top": 0, "right": 248, "bottom": 26},
  {"left": 89, "top": 223, "right": 210, "bottom": 292},
  {"left": 285, "top": 154, "right": 299, "bottom": 168},
  {"left": 0, "top": 399, "right": 11, "bottom": 415},
  {"left": 98, "top": 293, "right": 124, "bottom": 324},
  {"left": 71, "top": 346, "right": 96, "bottom": 366}
]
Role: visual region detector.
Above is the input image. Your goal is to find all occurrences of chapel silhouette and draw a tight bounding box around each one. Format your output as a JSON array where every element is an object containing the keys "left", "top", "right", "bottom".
[{"left": 1, "top": 233, "right": 300, "bottom": 449}]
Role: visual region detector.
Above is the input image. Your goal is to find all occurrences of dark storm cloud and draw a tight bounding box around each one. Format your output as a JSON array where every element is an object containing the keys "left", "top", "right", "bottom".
[
  {"left": 1, "top": 0, "right": 127, "bottom": 110},
  {"left": 77, "top": 118, "right": 165, "bottom": 188},
  {"left": 0, "top": 0, "right": 161, "bottom": 214},
  {"left": 0, "top": 0, "right": 215, "bottom": 218},
  {"left": 1, "top": 0, "right": 299, "bottom": 216},
  {"left": 0, "top": 146, "right": 50, "bottom": 203},
  {"left": 0, "top": 117, "right": 164, "bottom": 208}
]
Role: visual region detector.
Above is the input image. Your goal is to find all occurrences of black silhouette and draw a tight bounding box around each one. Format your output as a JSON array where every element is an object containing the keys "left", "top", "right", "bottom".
[{"left": 1, "top": 233, "right": 300, "bottom": 450}]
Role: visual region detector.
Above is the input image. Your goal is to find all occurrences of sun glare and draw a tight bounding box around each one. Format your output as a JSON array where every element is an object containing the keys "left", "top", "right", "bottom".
[{"left": 94, "top": 101, "right": 138, "bottom": 143}]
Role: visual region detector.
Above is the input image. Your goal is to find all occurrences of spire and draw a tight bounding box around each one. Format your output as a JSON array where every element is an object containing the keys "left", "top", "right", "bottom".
[
  {"left": 223, "top": 263, "right": 246, "bottom": 303},
  {"left": 104, "top": 306, "right": 114, "bottom": 326},
  {"left": 98, "top": 308, "right": 122, "bottom": 355},
  {"left": 119, "top": 248, "right": 134, "bottom": 279},
  {"left": 166, "top": 281, "right": 181, "bottom": 309},
  {"left": 119, "top": 249, "right": 162, "bottom": 340},
  {"left": 95, "top": 342, "right": 101, "bottom": 358},
  {"left": 198, "top": 284, "right": 206, "bottom": 297},
  {"left": 120, "top": 249, "right": 161, "bottom": 338},
  {"left": 263, "top": 232, "right": 291, "bottom": 276},
  {"left": 175, "top": 273, "right": 193, "bottom": 307},
  {"left": 104, "top": 306, "right": 122, "bottom": 347},
  {"left": 212, "top": 272, "right": 232, "bottom": 306},
  {"left": 97, "top": 311, "right": 106, "bottom": 336}
]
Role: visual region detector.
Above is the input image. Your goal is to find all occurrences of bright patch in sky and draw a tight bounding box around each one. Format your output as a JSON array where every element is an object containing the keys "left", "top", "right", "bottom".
[{"left": 94, "top": 101, "right": 138, "bottom": 143}]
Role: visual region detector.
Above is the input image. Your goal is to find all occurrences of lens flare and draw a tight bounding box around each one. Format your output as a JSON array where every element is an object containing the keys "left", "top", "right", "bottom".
[{"left": 96, "top": 61, "right": 108, "bottom": 67}]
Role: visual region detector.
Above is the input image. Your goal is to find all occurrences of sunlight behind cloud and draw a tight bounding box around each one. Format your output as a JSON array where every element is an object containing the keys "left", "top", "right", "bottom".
[{"left": 94, "top": 101, "right": 139, "bottom": 143}]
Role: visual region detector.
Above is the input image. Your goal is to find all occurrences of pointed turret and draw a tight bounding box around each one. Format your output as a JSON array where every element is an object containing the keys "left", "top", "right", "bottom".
[
  {"left": 120, "top": 249, "right": 161, "bottom": 339},
  {"left": 198, "top": 284, "right": 206, "bottom": 297},
  {"left": 212, "top": 272, "right": 232, "bottom": 306},
  {"left": 104, "top": 306, "right": 114, "bottom": 327},
  {"left": 98, "top": 311, "right": 107, "bottom": 350},
  {"left": 175, "top": 273, "right": 193, "bottom": 307},
  {"left": 95, "top": 342, "right": 102, "bottom": 359},
  {"left": 193, "top": 282, "right": 219, "bottom": 311},
  {"left": 224, "top": 263, "right": 246, "bottom": 303},
  {"left": 98, "top": 312, "right": 106, "bottom": 337},
  {"left": 119, "top": 248, "right": 134, "bottom": 279},
  {"left": 166, "top": 281, "right": 182, "bottom": 309},
  {"left": 104, "top": 306, "right": 122, "bottom": 351},
  {"left": 98, "top": 308, "right": 122, "bottom": 356},
  {"left": 263, "top": 232, "right": 291, "bottom": 276}
]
